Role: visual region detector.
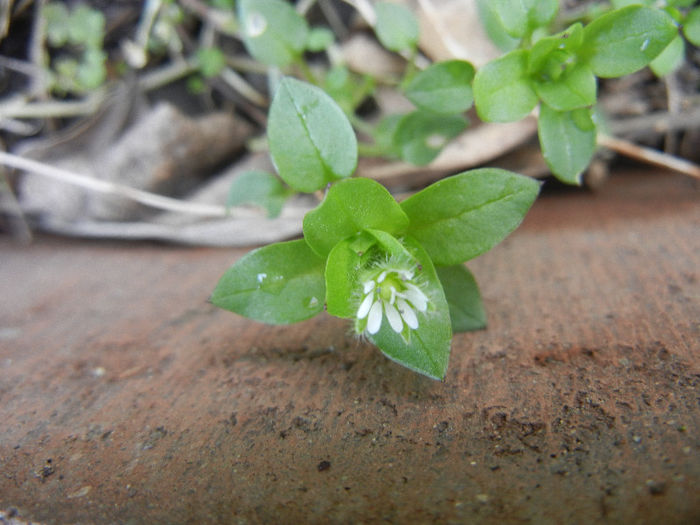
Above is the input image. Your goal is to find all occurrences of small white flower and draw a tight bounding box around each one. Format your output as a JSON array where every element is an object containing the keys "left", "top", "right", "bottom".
[{"left": 356, "top": 261, "right": 430, "bottom": 336}]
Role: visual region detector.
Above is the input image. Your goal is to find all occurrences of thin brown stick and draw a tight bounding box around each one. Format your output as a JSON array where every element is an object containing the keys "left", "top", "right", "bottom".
[
  {"left": 598, "top": 134, "right": 700, "bottom": 180},
  {"left": 0, "top": 150, "right": 243, "bottom": 218}
]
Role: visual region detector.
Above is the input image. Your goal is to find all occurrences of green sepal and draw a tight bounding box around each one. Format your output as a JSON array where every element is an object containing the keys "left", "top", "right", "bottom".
[{"left": 325, "top": 231, "right": 378, "bottom": 319}]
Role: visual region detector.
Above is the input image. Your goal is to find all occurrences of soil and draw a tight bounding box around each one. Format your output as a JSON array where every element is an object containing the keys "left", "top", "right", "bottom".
[{"left": 1, "top": 169, "right": 698, "bottom": 524}]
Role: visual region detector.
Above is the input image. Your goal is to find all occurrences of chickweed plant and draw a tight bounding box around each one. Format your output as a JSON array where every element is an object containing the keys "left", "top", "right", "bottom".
[{"left": 209, "top": 0, "right": 695, "bottom": 379}]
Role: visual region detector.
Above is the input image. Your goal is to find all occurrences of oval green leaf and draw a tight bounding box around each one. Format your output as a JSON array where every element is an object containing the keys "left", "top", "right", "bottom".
[
  {"left": 400, "top": 168, "right": 541, "bottom": 265},
  {"left": 403, "top": 60, "right": 475, "bottom": 115},
  {"left": 581, "top": 5, "right": 678, "bottom": 78},
  {"left": 393, "top": 111, "right": 467, "bottom": 165},
  {"left": 374, "top": 1, "right": 420, "bottom": 52},
  {"left": 436, "top": 265, "right": 487, "bottom": 333},
  {"left": 534, "top": 63, "right": 597, "bottom": 111},
  {"left": 538, "top": 105, "right": 596, "bottom": 185},
  {"left": 211, "top": 239, "right": 326, "bottom": 324},
  {"left": 268, "top": 77, "right": 358, "bottom": 193},
  {"left": 650, "top": 34, "right": 685, "bottom": 77},
  {"left": 684, "top": 7, "right": 700, "bottom": 47},
  {"left": 473, "top": 49, "right": 539, "bottom": 122},
  {"left": 238, "top": 0, "right": 309, "bottom": 67},
  {"left": 303, "top": 177, "right": 409, "bottom": 257}
]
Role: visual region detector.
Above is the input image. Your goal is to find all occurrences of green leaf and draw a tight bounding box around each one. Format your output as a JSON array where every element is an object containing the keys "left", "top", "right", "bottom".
[
  {"left": 238, "top": 0, "right": 309, "bottom": 67},
  {"left": 268, "top": 77, "right": 358, "bottom": 193},
  {"left": 436, "top": 265, "right": 487, "bottom": 332},
  {"left": 487, "top": 0, "right": 558, "bottom": 38},
  {"left": 324, "top": 232, "right": 376, "bottom": 318},
  {"left": 369, "top": 236, "right": 452, "bottom": 380},
  {"left": 372, "top": 113, "right": 403, "bottom": 158},
  {"left": 68, "top": 5, "right": 105, "bottom": 47},
  {"left": 476, "top": 0, "right": 521, "bottom": 51},
  {"left": 197, "top": 47, "right": 227, "bottom": 78},
  {"left": 227, "top": 170, "right": 292, "bottom": 218},
  {"left": 528, "top": 23, "right": 584, "bottom": 75},
  {"left": 538, "top": 105, "right": 596, "bottom": 185},
  {"left": 306, "top": 27, "right": 335, "bottom": 52},
  {"left": 302, "top": 177, "right": 409, "bottom": 257},
  {"left": 374, "top": 1, "right": 420, "bottom": 52},
  {"left": 211, "top": 240, "right": 326, "bottom": 324},
  {"left": 684, "top": 7, "right": 700, "bottom": 46},
  {"left": 581, "top": 5, "right": 678, "bottom": 78},
  {"left": 393, "top": 111, "right": 467, "bottom": 165},
  {"left": 400, "top": 168, "right": 541, "bottom": 265},
  {"left": 473, "top": 50, "right": 539, "bottom": 122},
  {"left": 403, "top": 60, "right": 475, "bottom": 114},
  {"left": 534, "top": 63, "right": 597, "bottom": 111},
  {"left": 43, "top": 3, "right": 70, "bottom": 47},
  {"left": 650, "top": 34, "right": 685, "bottom": 77},
  {"left": 76, "top": 49, "right": 107, "bottom": 90}
]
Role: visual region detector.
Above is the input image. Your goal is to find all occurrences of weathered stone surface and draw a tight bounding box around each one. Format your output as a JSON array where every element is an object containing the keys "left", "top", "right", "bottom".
[{"left": 1, "top": 170, "right": 698, "bottom": 524}]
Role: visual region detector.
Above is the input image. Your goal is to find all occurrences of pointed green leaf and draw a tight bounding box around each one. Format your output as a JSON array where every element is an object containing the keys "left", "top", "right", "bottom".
[
  {"left": 436, "top": 265, "right": 487, "bottom": 332},
  {"left": 268, "top": 77, "right": 358, "bottom": 193},
  {"left": 473, "top": 50, "right": 538, "bottom": 122},
  {"left": 238, "top": 0, "right": 309, "bottom": 67},
  {"left": 211, "top": 240, "right": 325, "bottom": 324},
  {"left": 374, "top": 1, "right": 420, "bottom": 52},
  {"left": 538, "top": 105, "right": 596, "bottom": 185},
  {"left": 403, "top": 60, "right": 475, "bottom": 114},
  {"left": 581, "top": 5, "right": 678, "bottom": 78},
  {"left": 401, "top": 168, "right": 541, "bottom": 265},
  {"left": 369, "top": 236, "right": 452, "bottom": 380},
  {"left": 303, "top": 177, "right": 409, "bottom": 257}
]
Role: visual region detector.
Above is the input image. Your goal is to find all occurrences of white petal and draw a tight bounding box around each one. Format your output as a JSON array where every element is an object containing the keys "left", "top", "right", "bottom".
[
  {"left": 389, "top": 286, "right": 397, "bottom": 304},
  {"left": 403, "top": 283, "right": 429, "bottom": 312},
  {"left": 363, "top": 280, "right": 375, "bottom": 294},
  {"left": 367, "top": 300, "right": 383, "bottom": 334},
  {"left": 377, "top": 270, "right": 387, "bottom": 283},
  {"left": 397, "top": 298, "right": 418, "bottom": 329},
  {"left": 384, "top": 301, "right": 404, "bottom": 333},
  {"left": 357, "top": 293, "right": 374, "bottom": 319}
]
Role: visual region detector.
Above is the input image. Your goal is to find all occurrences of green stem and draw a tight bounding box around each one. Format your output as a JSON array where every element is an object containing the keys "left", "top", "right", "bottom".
[{"left": 295, "top": 57, "right": 319, "bottom": 85}]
